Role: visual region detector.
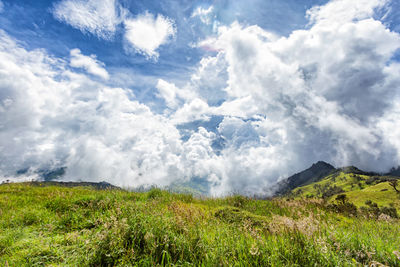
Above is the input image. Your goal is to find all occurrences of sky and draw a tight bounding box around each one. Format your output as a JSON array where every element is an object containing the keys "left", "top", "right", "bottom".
[{"left": 0, "top": 0, "right": 400, "bottom": 195}]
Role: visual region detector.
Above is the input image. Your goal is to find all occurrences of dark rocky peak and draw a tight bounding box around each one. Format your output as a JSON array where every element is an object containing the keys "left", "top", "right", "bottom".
[{"left": 275, "top": 161, "right": 335, "bottom": 195}]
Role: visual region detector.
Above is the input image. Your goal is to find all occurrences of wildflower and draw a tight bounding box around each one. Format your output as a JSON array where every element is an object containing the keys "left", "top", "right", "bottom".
[
  {"left": 393, "top": 250, "right": 400, "bottom": 260},
  {"left": 369, "top": 261, "right": 387, "bottom": 266},
  {"left": 378, "top": 213, "right": 392, "bottom": 222},
  {"left": 250, "top": 243, "right": 259, "bottom": 256}
]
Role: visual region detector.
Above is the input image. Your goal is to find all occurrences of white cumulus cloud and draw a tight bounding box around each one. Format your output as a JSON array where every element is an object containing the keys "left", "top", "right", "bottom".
[
  {"left": 189, "top": 0, "right": 400, "bottom": 176},
  {"left": 124, "top": 12, "right": 176, "bottom": 59},
  {"left": 1, "top": 0, "right": 400, "bottom": 197},
  {"left": 0, "top": 30, "right": 184, "bottom": 188},
  {"left": 157, "top": 0, "right": 400, "bottom": 195},
  {"left": 156, "top": 79, "right": 196, "bottom": 110},
  {"left": 52, "top": 0, "right": 176, "bottom": 59},
  {"left": 156, "top": 79, "right": 179, "bottom": 109},
  {"left": 306, "top": 0, "right": 388, "bottom": 25},
  {"left": 70, "top": 48, "right": 109, "bottom": 80}
]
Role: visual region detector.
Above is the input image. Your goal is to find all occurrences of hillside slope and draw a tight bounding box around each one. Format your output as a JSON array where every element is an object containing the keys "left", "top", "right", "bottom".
[
  {"left": 290, "top": 169, "right": 400, "bottom": 211},
  {"left": 276, "top": 161, "right": 335, "bottom": 194}
]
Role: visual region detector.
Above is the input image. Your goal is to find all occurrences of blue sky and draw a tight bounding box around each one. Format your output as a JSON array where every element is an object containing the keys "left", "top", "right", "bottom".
[
  {"left": 1, "top": 0, "right": 398, "bottom": 93},
  {"left": 0, "top": 0, "right": 330, "bottom": 80},
  {"left": 0, "top": 0, "right": 400, "bottom": 195}
]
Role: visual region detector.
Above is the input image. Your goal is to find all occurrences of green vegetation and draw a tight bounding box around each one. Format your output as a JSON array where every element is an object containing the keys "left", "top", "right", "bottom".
[
  {"left": 0, "top": 183, "right": 400, "bottom": 266},
  {"left": 291, "top": 171, "right": 400, "bottom": 211}
]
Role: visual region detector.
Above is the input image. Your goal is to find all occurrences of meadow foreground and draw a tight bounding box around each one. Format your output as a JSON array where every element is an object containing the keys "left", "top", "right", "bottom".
[{"left": 0, "top": 183, "right": 400, "bottom": 266}]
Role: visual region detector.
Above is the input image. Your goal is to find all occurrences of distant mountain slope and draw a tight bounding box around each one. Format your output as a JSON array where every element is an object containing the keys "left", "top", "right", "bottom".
[
  {"left": 289, "top": 169, "right": 400, "bottom": 211},
  {"left": 336, "top": 166, "right": 378, "bottom": 176},
  {"left": 0, "top": 181, "right": 121, "bottom": 190},
  {"left": 276, "top": 161, "right": 335, "bottom": 195}
]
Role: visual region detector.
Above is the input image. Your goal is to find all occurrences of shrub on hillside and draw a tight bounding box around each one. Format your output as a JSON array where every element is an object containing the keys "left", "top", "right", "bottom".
[
  {"left": 321, "top": 185, "right": 345, "bottom": 199},
  {"left": 214, "top": 206, "right": 266, "bottom": 227},
  {"left": 365, "top": 176, "right": 391, "bottom": 185},
  {"left": 389, "top": 179, "right": 400, "bottom": 194},
  {"left": 380, "top": 206, "right": 398, "bottom": 219},
  {"left": 147, "top": 188, "right": 164, "bottom": 199},
  {"left": 360, "top": 200, "right": 398, "bottom": 219},
  {"left": 327, "top": 194, "right": 357, "bottom": 216},
  {"left": 229, "top": 195, "right": 250, "bottom": 208}
]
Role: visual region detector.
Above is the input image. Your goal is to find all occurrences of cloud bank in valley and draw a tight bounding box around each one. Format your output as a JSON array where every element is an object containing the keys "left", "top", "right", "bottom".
[{"left": 1, "top": 0, "right": 400, "bottom": 195}]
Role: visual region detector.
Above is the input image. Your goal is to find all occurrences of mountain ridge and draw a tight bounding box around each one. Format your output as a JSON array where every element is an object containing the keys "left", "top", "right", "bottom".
[
  {"left": 275, "top": 161, "right": 336, "bottom": 195},
  {"left": 275, "top": 162, "right": 400, "bottom": 196}
]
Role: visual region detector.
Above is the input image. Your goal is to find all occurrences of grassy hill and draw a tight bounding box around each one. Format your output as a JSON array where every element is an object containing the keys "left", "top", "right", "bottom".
[
  {"left": 290, "top": 169, "right": 400, "bottom": 211},
  {"left": 1, "top": 183, "right": 400, "bottom": 266},
  {"left": 276, "top": 161, "right": 336, "bottom": 195}
]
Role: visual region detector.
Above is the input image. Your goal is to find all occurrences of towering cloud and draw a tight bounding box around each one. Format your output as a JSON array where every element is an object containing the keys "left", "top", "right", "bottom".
[
  {"left": 174, "top": 0, "right": 400, "bottom": 193},
  {"left": 194, "top": 0, "right": 400, "bottom": 170},
  {"left": 1, "top": 0, "right": 400, "bottom": 196},
  {"left": 0, "top": 30, "right": 184, "bottom": 187}
]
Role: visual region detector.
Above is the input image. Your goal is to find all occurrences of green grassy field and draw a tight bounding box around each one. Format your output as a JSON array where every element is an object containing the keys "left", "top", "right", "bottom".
[{"left": 1, "top": 182, "right": 400, "bottom": 266}]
